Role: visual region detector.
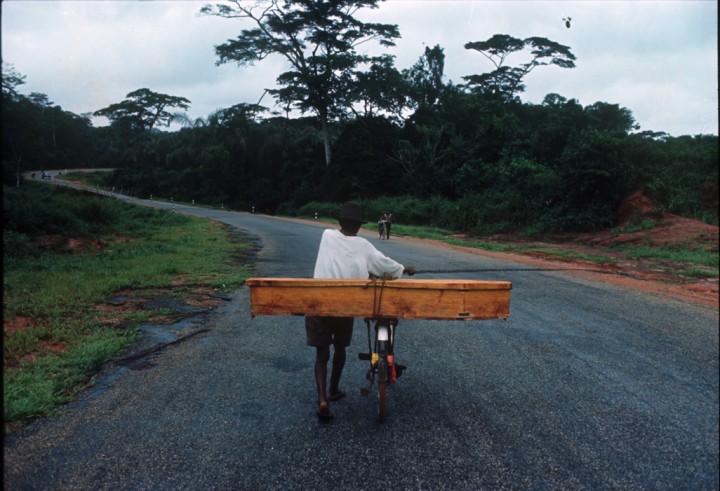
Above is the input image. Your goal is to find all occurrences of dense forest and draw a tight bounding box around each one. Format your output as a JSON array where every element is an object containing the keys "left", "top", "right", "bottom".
[{"left": 2, "top": 1, "right": 717, "bottom": 234}]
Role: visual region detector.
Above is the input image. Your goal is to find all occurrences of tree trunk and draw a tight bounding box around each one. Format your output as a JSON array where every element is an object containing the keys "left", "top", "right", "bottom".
[
  {"left": 321, "top": 117, "right": 332, "bottom": 166},
  {"left": 15, "top": 157, "right": 22, "bottom": 188}
]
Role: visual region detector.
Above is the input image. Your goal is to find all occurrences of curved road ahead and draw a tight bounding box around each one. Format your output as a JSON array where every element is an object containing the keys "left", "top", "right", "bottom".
[{"left": 4, "top": 195, "right": 719, "bottom": 490}]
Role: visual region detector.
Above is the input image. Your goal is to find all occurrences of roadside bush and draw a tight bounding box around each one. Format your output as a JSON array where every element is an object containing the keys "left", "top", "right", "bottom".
[
  {"left": 3, "top": 182, "right": 188, "bottom": 241},
  {"left": 295, "top": 201, "right": 342, "bottom": 220},
  {"left": 3, "top": 230, "right": 38, "bottom": 261},
  {"left": 3, "top": 183, "right": 85, "bottom": 237}
]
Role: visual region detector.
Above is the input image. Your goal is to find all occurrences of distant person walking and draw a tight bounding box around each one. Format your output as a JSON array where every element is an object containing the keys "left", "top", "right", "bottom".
[
  {"left": 382, "top": 212, "right": 393, "bottom": 240},
  {"left": 377, "top": 214, "right": 386, "bottom": 239}
]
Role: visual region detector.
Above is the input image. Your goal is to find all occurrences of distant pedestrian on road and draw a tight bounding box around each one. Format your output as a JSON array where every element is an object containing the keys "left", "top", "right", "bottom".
[
  {"left": 377, "top": 214, "right": 386, "bottom": 239},
  {"left": 307, "top": 201, "right": 415, "bottom": 420},
  {"left": 382, "top": 211, "right": 393, "bottom": 239}
]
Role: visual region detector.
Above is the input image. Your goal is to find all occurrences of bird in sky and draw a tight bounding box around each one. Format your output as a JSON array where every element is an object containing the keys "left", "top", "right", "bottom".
[{"left": 563, "top": 17, "right": 572, "bottom": 28}]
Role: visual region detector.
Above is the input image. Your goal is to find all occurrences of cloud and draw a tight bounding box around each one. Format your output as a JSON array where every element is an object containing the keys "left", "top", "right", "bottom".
[{"left": 1, "top": 0, "right": 717, "bottom": 136}]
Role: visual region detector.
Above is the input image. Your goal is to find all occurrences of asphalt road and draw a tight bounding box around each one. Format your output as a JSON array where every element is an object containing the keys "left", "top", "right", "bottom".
[{"left": 4, "top": 197, "right": 719, "bottom": 490}]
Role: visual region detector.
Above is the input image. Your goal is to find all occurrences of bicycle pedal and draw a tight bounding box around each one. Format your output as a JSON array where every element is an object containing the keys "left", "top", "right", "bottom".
[
  {"left": 358, "top": 352, "right": 371, "bottom": 361},
  {"left": 395, "top": 364, "right": 407, "bottom": 378}
]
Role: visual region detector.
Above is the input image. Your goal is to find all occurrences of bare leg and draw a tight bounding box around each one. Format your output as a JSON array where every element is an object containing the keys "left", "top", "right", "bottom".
[
  {"left": 329, "top": 345, "right": 346, "bottom": 396},
  {"left": 315, "top": 345, "right": 330, "bottom": 404}
]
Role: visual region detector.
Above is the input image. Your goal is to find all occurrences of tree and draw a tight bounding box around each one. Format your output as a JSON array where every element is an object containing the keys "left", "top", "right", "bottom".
[
  {"left": 2, "top": 84, "right": 65, "bottom": 186},
  {"left": 552, "top": 128, "right": 630, "bottom": 230},
  {"left": 2, "top": 62, "right": 26, "bottom": 101},
  {"left": 93, "top": 88, "right": 190, "bottom": 132},
  {"left": 2, "top": 73, "right": 93, "bottom": 186},
  {"left": 403, "top": 44, "right": 447, "bottom": 108},
  {"left": 2, "top": 63, "right": 28, "bottom": 186},
  {"left": 93, "top": 88, "right": 190, "bottom": 168},
  {"left": 201, "top": 0, "right": 400, "bottom": 166},
  {"left": 352, "top": 54, "right": 407, "bottom": 119},
  {"left": 463, "top": 34, "right": 576, "bottom": 100},
  {"left": 583, "top": 101, "right": 638, "bottom": 135}
]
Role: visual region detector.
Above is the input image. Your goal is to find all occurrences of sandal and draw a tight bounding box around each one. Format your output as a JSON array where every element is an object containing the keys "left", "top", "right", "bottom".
[
  {"left": 328, "top": 390, "right": 347, "bottom": 401},
  {"left": 317, "top": 401, "right": 334, "bottom": 420}
]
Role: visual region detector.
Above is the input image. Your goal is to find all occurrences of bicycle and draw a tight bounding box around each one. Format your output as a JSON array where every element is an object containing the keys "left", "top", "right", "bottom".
[
  {"left": 377, "top": 220, "right": 387, "bottom": 240},
  {"left": 358, "top": 317, "right": 402, "bottom": 422},
  {"left": 246, "top": 276, "right": 512, "bottom": 423}
]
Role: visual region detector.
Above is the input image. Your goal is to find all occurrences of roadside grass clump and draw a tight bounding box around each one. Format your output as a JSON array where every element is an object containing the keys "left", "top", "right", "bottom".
[
  {"left": 611, "top": 219, "right": 656, "bottom": 235},
  {"left": 445, "top": 237, "right": 518, "bottom": 253},
  {"left": 445, "top": 239, "right": 613, "bottom": 264},
  {"left": 616, "top": 244, "right": 718, "bottom": 269},
  {"left": 387, "top": 224, "right": 613, "bottom": 263},
  {"left": 515, "top": 246, "right": 613, "bottom": 264},
  {"left": 680, "top": 267, "right": 718, "bottom": 279},
  {"left": 3, "top": 325, "right": 136, "bottom": 422},
  {"left": 385, "top": 224, "right": 453, "bottom": 241},
  {"left": 3, "top": 182, "right": 253, "bottom": 424}
]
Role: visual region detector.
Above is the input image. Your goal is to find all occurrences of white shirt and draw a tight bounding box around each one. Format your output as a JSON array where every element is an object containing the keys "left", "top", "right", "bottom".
[{"left": 313, "top": 229, "right": 405, "bottom": 279}]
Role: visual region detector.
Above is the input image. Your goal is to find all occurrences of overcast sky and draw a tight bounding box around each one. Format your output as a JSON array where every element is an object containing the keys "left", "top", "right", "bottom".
[{"left": 2, "top": 0, "right": 717, "bottom": 136}]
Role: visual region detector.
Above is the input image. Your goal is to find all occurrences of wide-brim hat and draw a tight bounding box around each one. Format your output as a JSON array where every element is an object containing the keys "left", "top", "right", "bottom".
[{"left": 338, "top": 201, "right": 365, "bottom": 224}]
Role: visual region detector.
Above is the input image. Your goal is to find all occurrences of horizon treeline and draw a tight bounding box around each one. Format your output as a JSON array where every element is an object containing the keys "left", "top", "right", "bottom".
[{"left": 3, "top": 60, "right": 717, "bottom": 234}]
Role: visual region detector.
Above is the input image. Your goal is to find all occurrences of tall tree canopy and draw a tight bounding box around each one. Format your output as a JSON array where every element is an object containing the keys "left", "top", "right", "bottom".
[
  {"left": 463, "top": 34, "right": 576, "bottom": 100},
  {"left": 93, "top": 88, "right": 190, "bottom": 132},
  {"left": 201, "top": 0, "right": 400, "bottom": 166}
]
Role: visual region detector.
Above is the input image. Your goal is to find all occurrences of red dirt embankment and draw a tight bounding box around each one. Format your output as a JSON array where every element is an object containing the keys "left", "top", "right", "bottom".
[{"left": 470, "top": 189, "right": 718, "bottom": 308}]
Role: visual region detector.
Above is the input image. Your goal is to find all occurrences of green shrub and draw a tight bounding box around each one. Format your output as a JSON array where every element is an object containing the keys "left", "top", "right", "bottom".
[{"left": 297, "top": 201, "right": 339, "bottom": 218}]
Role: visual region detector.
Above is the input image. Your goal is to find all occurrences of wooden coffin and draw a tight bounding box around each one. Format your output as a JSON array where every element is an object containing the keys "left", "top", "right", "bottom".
[{"left": 245, "top": 278, "right": 511, "bottom": 320}]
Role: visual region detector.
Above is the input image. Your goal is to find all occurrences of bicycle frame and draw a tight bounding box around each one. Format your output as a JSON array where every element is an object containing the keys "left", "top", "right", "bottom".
[{"left": 359, "top": 317, "right": 399, "bottom": 422}]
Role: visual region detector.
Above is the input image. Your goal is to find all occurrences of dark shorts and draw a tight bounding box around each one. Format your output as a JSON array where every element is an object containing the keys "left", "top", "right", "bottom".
[{"left": 305, "top": 316, "right": 354, "bottom": 347}]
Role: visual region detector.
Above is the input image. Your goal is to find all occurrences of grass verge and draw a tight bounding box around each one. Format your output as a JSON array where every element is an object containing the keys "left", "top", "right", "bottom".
[
  {"left": 389, "top": 223, "right": 716, "bottom": 272},
  {"left": 3, "top": 182, "right": 253, "bottom": 424},
  {"left": 616, "top": 244, "right": 718, "bottom": 268},
  {"left": 389, "top": 224, "right": 615, "bottom": 264}
]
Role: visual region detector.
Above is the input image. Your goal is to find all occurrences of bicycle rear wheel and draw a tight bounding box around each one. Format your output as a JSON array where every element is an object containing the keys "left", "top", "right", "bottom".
[
  {"left": 377, "top": 357, "right": 388, "bottom": 422},
  {"left": 376, "top": 323, "right": 390, "bottom": 422}
]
